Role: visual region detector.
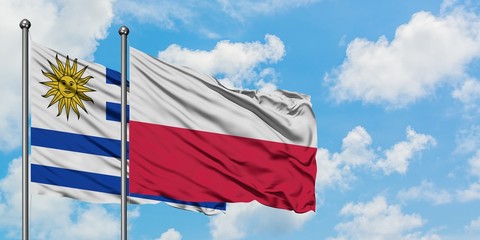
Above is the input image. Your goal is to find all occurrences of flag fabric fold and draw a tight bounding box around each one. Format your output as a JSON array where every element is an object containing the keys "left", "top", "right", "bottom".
[
  {"left": 30, "top": 41, "right": 225, "bottom": 215},
  {"left": 129, "top": 47, "right": 317, "bottom": 213}
]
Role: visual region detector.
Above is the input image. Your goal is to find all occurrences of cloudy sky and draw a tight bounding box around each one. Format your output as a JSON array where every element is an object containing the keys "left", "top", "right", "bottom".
[{"left": 1, "top": 0, "right": 480, "bottom": 239}]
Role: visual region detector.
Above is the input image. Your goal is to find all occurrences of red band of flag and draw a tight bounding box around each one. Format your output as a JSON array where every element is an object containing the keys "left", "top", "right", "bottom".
[{"left": 130, "top": 121, "right": 317, "bottom": 213}]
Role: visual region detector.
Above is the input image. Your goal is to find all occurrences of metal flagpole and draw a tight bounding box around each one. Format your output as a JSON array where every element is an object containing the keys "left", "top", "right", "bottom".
[
  {"left": 119, "top": 25, "right": 129, "bottom": 240},
  {"left": 20, "top": 18, "right": 31, "bottom": 240}
]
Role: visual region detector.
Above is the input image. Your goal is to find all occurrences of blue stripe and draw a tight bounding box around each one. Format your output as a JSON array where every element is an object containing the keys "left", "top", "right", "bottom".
[
  {"left": 31, "top": 164, "right": 226, "bottom": 210},
  {"left": 106, "top": 68, "right": 129, "bottom": 87},
  {"left": 32, "top": 163, "right": 118, "bottom": 194},
  {"left": 106, "top": 102, "right": 130, "bottom": 122},
  {"left": 31, "top": 127, "right": 125, "bottom": 158},
  {"left": 106, "top": 68, "right": 120, "bottom": 85},
  {"left": 129, "top": 193, "right": 226, "bottom": 210}
]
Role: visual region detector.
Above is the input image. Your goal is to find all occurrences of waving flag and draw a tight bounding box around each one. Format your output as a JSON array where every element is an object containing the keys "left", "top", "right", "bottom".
[
  {"left": 30, "top": 41, "right": 225, "bottom": 215},
  {"left": 129, "top": 47, "right": 317, "bottom": 213}
]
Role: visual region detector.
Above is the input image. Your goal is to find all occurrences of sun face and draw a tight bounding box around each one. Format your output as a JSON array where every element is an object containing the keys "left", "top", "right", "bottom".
[{"left": 41, "top": 55, "right": 95, "bottom": 120}]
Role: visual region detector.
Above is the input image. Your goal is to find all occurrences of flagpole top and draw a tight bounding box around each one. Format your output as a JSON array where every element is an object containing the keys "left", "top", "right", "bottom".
[
  {"left": 19, "top": 19, "right": 31, "bottom": 29},
  {"left": 119, "top": 26, "right": 129, "bottom": 36}
]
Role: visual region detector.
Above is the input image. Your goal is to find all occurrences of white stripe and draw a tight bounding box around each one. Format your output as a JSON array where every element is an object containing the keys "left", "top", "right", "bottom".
[
  {"left": 32, "top": 182, "right": 156, "bottom": 204},
  {"left": 32, "top": 183, "right": 223, "bottom": 215},
  {"left": 31, "top": 146, "right": 122, "bottom": 176},
  {"left": 164, "top": 202, "right": 225, "bottom": 216},
  {"left": 130, "top": 47, "right": 316, "bottom": 147}
]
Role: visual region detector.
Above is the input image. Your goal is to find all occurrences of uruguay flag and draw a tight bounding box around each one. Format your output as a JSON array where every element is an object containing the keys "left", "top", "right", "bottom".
[{"left": 30, "top": 41, "right": 225, "bottom": 215}]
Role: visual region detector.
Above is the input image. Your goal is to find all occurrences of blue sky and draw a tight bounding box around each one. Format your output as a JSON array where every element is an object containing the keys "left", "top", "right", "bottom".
[{"left": 1, "top": 0, "right": 480, "bottom": 239}]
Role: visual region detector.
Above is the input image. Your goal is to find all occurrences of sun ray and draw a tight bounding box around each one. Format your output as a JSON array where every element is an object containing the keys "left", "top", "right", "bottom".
[
  {"left": 49, "top": 91, "right": 63, "bottom": 107},
  {"left": 42, "top": 88, "right": 58, "bottom": 98},
  {"left": 41, "top": 81, "right": 60, "bottom": 89},
  {"left": 48, "top": 60, "right": 63, "bottom": 79},
  {"left": 42, "top": 71, "right": 59, "bottom": 82},
  {"left": 57, "top": 98, "right": 65, "bottom": 116},
  {"left": 65, "top": 56, "right": 71, "bottom": 76},
  {"left": 77, "top": 75, "right": 93, "bottom": 86},
  {"left": 78, "top": 92, "right": 94, "bottom": 103},
  {"left": 76, "top": 85, "right": 95, "bottom": 92},
  {"left": 55, "top": 55, "right": 65, "bottom": 74},
  {"left": 72, "top": 95, "right": 87, "bottom": 112},
  {"left": 71, "top": 101, "right": 80, "bottom": 119},
  {"left": 40, "top": 55, "right": 95, "bottom": 120},
  {"left": 71, "top": 58, "right": 78, "bottom": 77},
  {"left": 73, "top": 66, "right": 87, "bottom": 81},
  {"left": 65, "top": 98, "right": 71, "bottom": 119}
]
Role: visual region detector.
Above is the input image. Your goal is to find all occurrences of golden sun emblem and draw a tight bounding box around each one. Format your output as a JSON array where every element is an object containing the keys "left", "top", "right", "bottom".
[{"left": 41, "top": 55, "right": 95, "bottom": 120}]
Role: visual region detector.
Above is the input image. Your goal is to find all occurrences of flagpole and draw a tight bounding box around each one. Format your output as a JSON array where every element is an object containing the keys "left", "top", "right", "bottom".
[
  {"left": 119, "top": 25, "right": 129, "bottom": 240},
  {"left": 20, "top": 19, "right": 31, "bottom": 240}
]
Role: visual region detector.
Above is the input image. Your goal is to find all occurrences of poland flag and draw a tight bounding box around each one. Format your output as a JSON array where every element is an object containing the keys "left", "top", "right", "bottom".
[{"left": 129, "top": 47, "right": 317, "bottom": 213}]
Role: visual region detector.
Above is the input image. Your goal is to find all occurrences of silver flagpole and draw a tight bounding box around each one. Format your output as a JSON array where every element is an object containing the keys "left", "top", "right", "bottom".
[
  {"left": 20, "top": 19, "right": 31, "bottom": 240},
  {"left": 119, "top": 26, "right": 129, "bottom": 240}
]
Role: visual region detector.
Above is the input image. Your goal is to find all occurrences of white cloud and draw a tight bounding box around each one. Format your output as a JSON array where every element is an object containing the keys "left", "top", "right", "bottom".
[
  {"left": 375, "top": 127, "right": 436, "bottom": 175},
  {"left": 40, "top": 204, "right": 119, "bottom": 240},
  {"left": 328, "top": 196, "right": 430, "bottom": 240},
  {"left": 0, "top": 158, "right": 119, "bottom": 239},
  {"left": 0, "top": 158, "right": 23, "bottom": 233},
  {"left": 0, "top": 0, "right": 114, "bottom": 151},
  {"left": 435, "top": 216, "right": 480, "bottom": 240},
  {"left": 128, "top": 206, "right": 141, "bottom": 220},
  {"left": 455, "top": 125, "right": 480, "bottom": 154},
  {"left": 456, "top": 141, "right": 480, "bottom": 202},
  {"left": 209, "top": 201, "right": 314, "bottom": 240},
  {"left": 457, "top": 182, "right": 480, "bottom": 202},
  {"left": 158, "top": 34, "right": 285, "bottom": 90},
  {"left": 315, "top": 148, "right": 352, "bottom": 190},
  {"left": 155, "top": 228, "right": 182, "bottom": 240},
  {"left": 217, "top": 0, "right": 319, "bottom": 21},
  {"left": 468, "top": 150, "right": 480, "bottom": 177},
  {"left": 465, "top": 216, "right": 480, "bottom": 233},
  {"left": 326, "top": 8, "right": 480, "bottom": 108},
  {"left": 316, "top": 126, "right": 375, "bottom": 190},
  {"left": 440, "top": 0, "right": 460, "bottom": 13},
  {"left": 403, "top": 232, "right": 442, "bottom": 240},
  {"left": 397, "top": 180, "right": 452, "bottom": 205},
  {"left": 116, "top": 1, "right": 319, "bottom": 38},
  {"left": 316, "top": 126, "right": 436, "bottom": 190},
  {"left": 452, "top": 78, "right": 480, "bottom": 111},
  {"left": 115, "top": 0, "right": 194, "bottom": 29},
  {"left": 339, "top": 126, "right": 376, "bottom": 167}
]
